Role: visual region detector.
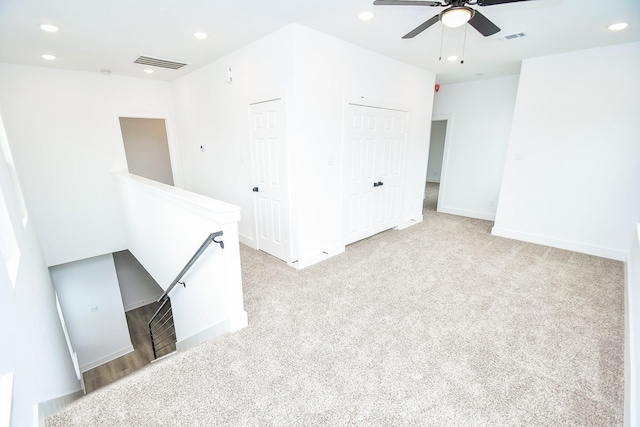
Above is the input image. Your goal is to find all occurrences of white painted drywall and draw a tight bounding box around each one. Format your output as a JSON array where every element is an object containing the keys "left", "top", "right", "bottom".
[
  {"left": 626, "top": 224, "right": 640, "bottom": 427},
  {"left": 427, "top": 120, "right": 446, "bottom": 183},
  {"left": 114, "top": 173, "right": 246, "bottom": 346},
  {"left": 171, "top": 25, "right": 294, "bottom": 252},
  {"left": 0, "top": 107, "right": 80, "bottom": 427},
  {"left": 0, "top": 63, "right": 175, "bottom": 266},
  {"left": 432, "top": 74, "right": 519, "bottom": 221},
  {"left": 288, "top": 25, "right": 434, "bottom": 265},
  {"left": 171, "top": 24, "right": 435, "bottom": 267},
  {"left": 113, "top": 250, "right": 163, "bottom": 311},
  {"left": 50, "top": 254, "right": 133, "bottom": 372},
  {"left": 493, "top": 42, "right": 640, "bottom": 261}
]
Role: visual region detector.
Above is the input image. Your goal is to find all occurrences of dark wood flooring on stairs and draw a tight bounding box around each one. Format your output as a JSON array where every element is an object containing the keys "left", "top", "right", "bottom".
[{"left": 82, "top": 301, "right": 176, "bottom": 393}]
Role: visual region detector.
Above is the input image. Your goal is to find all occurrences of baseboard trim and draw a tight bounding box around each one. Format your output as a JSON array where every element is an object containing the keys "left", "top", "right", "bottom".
[
  {"left": 239, "top": 234, "right": 258, "bottom": 250},
  {"left": 38, "top": 387, "right": 84, "bottom": 425},
  {"left": 124, "top": 295, "right": 163, "bottom": 312},
  {"left": 289, "top": 245, "right": 345, "bottom": 270},
  {"left": 80, "top": 345, "right": 134, "bottom": 373},
  {"left": 176, "top": 310, "right": 248, "bottom": 353},
  {"left": 438, "top": 206, "right": 496, "bottom": 221},
  {"left": 396, "top": 215, "right": 423, "bottom": 230},
  {"left": 491, "top": 226, "right": 627, "bottom": 261}
]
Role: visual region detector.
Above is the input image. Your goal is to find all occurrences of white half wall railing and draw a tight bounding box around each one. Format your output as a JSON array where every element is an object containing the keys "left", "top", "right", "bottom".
[{"left": 113, "top": 172, "right": 247, "bottom": 352}]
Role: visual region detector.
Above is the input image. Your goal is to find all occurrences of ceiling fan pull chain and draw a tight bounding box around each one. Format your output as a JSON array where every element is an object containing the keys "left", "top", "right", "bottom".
[
  {"left": 438, "top": 24, "right": 444, "bottom": 61},
  {"left": 460, "top": 24, "right": 468, "bottom": 64}
]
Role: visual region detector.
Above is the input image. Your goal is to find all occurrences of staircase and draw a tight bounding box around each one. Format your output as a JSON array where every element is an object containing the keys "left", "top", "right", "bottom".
[
  {"left": 147, "top": 231, "right": 225, "bottom": 359},
  {"left": 148, "top": 298, "right": 177, "bottom": 359}
]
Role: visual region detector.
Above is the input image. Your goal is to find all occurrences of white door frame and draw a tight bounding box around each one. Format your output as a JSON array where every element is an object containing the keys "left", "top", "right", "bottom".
[
  {"left": 248, "top": 98, "right": 292, "bottom": 263},
  {"left": 430, "top": 114, "right": 453, "bottom": 214},
  {"left": 342, "top": 100, "right": 410, "bottom": 245}
]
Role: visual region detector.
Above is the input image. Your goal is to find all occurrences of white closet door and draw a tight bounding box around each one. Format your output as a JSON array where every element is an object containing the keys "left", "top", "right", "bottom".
[
  {"left": 344, "top": 104, "right": 408, "bottom": 245},
  {"left": 249, "top": 99, "right": 290, "bottom": 262}
]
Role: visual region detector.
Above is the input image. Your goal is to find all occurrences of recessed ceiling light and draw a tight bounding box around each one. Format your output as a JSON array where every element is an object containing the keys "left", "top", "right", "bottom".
[
  {"left": 39, "top": 24, "right": 59, "bottom": 32},
  {"left": 608, "top": 22, "right": 628, "bottom": 31},
  {"left": 447, "top": 55, "right": 459, "bottom": 61},
  {"left": 143, "top": 69, "right": 154, "bottom": 74},
  {"left": 193, "top": 32, "right": 208, "bottom": 39},
  {"left": 358, "top": 11, "right": 375, "bottom": 21},
  {"left": 41, "top": 54, "right": 56, "bottom": 60}
]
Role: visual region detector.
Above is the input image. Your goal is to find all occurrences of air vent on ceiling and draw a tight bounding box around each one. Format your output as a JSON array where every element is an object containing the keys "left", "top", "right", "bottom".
[
  {"left": 499, "top": 32, "right": 526, "bottom": 41},
  {"left": 133, "top": 55, "right": 188, "bottom": 70}
]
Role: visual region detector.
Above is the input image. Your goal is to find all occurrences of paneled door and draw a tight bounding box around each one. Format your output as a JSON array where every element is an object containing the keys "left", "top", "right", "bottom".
[
  {"left": 249, "top": 99, "right": 290, "bottom": 262},
  {"left": 344, "top": 104, "right": 408, "bottom": 245}
]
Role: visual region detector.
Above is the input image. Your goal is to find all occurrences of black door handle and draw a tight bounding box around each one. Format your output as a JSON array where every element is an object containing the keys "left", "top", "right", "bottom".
[
  {"left": 373, "top": 182, "right": 379, "bottom": 187},
  {"left": 377, "top": 181, "right": 384, "bottom": 186},
  {"left": 252, "top": 187, "right": 259, "bottom": 192}
]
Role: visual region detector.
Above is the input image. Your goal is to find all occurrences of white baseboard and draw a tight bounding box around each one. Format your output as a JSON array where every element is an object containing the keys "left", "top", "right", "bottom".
[
  {"left": 289, "top": 245, "right": 345, "bottom": 270},
  {"left": 176, "top": 310, "right": 248, "bottom": 353},
  {"left": 124, "top": 294, "right": 163, "bottom": 312},
  {"left": 37, "top": 387, "right": 84, "bottom": 425},
  {"left": 491, "top": 226, "right": 627, "bottom": 261},
  {"left": 438, "top": 205, "right": 496, "bottom": 221},
  {"left": 80, "top": 345, "right": 134, "bottom": 373},
  {"left": 238, "top": 234, "right": 258, "bottom": 249},
  {"left": 396, "top": 215, "right": 423, "bottom": 230}
]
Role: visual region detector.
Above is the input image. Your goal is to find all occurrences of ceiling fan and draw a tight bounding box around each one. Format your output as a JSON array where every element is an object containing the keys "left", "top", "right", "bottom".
[{"left": 373, "top": 0, "right": 531, "bottom": 39}]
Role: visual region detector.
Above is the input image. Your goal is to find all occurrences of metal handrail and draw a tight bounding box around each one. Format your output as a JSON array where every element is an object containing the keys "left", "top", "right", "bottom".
[
  {"left": 158, "top": 231, "right": 224, "bottom": 303},
  {"left": 148, "top": 231, "right": 225, "bottom": 359}
]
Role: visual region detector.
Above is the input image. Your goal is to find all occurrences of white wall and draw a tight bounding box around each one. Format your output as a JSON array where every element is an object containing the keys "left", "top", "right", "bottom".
[
  {"left": 288, "top": 25, "right": 434, "bottom": 265},
  {"left": 0, "top": 107, "right": 80, "bottom": 427},
  {"left": 50, "top": 255, "right": 133, "bottom": 372},
  {"left": 171, "top": 26, "right": 295, "bottom": 250},
  {"left": 626, "top": 224, "right": 640, "bottom": 426},
  {"left": 114, "top": 173, "right": 247, "bottom": 348},
  {"left": 432, "top": 75, "right": 519, "bottom": 221},
  {"left": 0, "top": 63, "right": 175, "bottom": 266},
  {"left": 113, "top": 250, "right": 163, "bottom": 312},
  {"left": 171, "top": 24, "right": 435, "bottom": 267},
  {"left": 493, "top": 42, "right": 640, "bottom": 261}
]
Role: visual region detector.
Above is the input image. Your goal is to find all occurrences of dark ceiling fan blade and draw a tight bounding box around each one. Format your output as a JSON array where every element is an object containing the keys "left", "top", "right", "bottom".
[
  {"left": 402, "top": 14, "right": 440, "bottom": 38},
  {"left": 468, "top": 9, "right": 500, "bottom": 36},
  {"left": 374, "top": 0, "right": 441, "bottom": 6},
  {"left": 476, "top": 0, "right": 531, "bottom": 5}
]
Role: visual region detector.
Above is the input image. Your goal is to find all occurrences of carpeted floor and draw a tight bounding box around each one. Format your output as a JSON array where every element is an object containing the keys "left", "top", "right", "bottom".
[{"left": 46, "top": 193, "right": 624, "bottom": 426}]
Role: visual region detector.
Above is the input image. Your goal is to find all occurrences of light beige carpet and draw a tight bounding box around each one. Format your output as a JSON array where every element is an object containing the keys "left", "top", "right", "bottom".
[{"left": 46, "top": 202, "right": 624, "bottom": 426}]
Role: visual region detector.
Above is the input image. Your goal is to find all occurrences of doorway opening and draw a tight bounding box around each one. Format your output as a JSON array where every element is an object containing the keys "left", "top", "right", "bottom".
[
  {"left": 119, "top": 117, "right": 174, "bottom": 186},
  {"left": 343, "top": 103, "right": 408, "bottom": 245},
  {"left": 248, "top": 98, "right": 291, "bottom": 263},
  {"left": 425, "top": 119, "right": 447, "bottom": 212}
]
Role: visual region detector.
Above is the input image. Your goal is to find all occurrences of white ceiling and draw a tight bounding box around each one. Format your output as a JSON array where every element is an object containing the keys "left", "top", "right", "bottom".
[{"left": 0, "top": 0, "right": 638, "bottom": 84}]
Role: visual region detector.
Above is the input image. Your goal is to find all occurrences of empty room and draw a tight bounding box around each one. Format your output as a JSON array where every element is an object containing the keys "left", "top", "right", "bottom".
[{"left": 1, "top": 0, "right": 639, "bottom": 426}]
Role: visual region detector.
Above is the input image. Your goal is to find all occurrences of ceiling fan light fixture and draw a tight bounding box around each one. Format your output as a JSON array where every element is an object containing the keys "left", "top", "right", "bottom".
[{"left": 440, "top": 7, "right": 473, "bottom": 28}]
